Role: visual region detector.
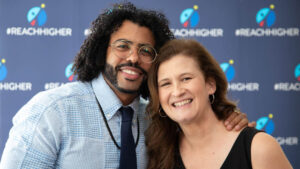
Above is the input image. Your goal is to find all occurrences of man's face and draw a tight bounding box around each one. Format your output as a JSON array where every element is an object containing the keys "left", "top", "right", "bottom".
[{"left": 104, "top": 20, "right": 155, "bottom": 94}]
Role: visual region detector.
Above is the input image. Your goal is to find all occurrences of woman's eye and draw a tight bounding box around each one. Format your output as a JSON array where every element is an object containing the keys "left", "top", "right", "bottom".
[
  {"left": 182, "top": 77, "right": 191, "bottom": 81},
  {"left": 159, "top": 82, "right": 170, "bottom": 87}
]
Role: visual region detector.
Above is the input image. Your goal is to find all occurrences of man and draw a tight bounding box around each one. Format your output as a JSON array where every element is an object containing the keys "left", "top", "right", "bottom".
[{"left": 0, "top": 2, "right": 252, "bottom": 169}]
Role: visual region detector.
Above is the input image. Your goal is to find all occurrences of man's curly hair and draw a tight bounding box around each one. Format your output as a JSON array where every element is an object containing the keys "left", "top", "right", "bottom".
[{"left": 72, "top": 2, "right": 174, "bottom": 98}]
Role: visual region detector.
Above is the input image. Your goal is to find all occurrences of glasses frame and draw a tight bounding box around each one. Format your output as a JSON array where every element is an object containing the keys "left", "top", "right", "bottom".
[{"left": 109, "top": 39, "right": 157, "bottom": 63}]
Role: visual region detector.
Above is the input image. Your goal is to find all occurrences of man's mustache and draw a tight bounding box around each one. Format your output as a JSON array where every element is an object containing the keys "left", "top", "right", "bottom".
[{"left": 115, "top": 62, "right": 147, "bottom": 76}]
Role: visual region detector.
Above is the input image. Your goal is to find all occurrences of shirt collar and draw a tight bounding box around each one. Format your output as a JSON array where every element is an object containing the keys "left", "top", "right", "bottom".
[{"left": 91, "top": 73, "right": 140, "bottom": 120}]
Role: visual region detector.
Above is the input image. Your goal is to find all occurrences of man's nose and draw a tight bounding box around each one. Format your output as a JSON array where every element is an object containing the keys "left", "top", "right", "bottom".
[{"left": 126, "top": 48, "right": 139, "bottom": 63}]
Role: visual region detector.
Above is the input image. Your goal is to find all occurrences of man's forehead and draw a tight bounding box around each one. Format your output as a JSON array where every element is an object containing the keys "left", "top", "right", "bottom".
[{"left": 109, "top": 20, "right": 155, "bottom": 46}]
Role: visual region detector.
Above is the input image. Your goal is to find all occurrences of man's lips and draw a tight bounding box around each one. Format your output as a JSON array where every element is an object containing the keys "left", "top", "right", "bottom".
[
  {"left": 120, "top": 66, "right": 142, "bottom": 75},
  {"left": 119, "top": 67, "right": 142, "bottom": 80},
  {"left": 116, "top": 63, "right": 147, "bottom": 74},
  {"left": 116, "top": 63, "right": 147, "bottom": 81}
]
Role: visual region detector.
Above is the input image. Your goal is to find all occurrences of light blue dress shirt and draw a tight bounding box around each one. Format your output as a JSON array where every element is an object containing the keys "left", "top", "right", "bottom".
[{"left": 0, "top": 74, "right": 148, "bottom": 169}]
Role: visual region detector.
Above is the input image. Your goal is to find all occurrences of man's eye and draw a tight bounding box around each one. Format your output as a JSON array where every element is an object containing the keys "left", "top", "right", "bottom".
[
  {"left": 117, "top": 44, "right": 129, "bottom": 49},
  {"left": 140, "top": 48, "right": 153, "bottom": 56}
]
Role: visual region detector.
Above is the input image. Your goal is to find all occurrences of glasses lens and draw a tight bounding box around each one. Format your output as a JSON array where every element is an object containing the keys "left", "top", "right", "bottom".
[
  {"left": 112, "top": 41, "right": 131, "bottom": 59},
  {"left": 139, "top": 46, "right": 156, "bottom": 63}
]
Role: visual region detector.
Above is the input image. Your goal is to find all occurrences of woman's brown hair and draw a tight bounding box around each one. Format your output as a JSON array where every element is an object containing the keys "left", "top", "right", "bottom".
[{"left": 145, "top": 39, "right": 237, "bottom": 169}]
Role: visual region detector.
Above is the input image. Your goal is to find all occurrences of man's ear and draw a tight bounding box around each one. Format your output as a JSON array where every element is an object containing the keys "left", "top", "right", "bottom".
[{"left": 206, "top": 77, "right": 216, "bottom": 94}]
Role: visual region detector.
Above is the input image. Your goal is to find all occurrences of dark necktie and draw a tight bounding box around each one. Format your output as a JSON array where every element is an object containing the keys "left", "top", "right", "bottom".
[{"left": 119, "top": 106, "right": 137, "bottom": 169}]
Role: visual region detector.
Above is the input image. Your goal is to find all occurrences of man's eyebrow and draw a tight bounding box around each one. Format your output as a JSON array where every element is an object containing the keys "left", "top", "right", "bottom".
[
  {"left": 115, "top": 39, "right": 133, "bottom": 44},
  {"left": 138, "top": 43, "right": 154, "bottom": 48},
  {"left": 115, "top": 39, "right": 153, "bottom": 47}
]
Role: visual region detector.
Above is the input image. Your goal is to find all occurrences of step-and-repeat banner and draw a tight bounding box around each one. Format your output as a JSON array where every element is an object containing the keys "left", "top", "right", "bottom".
[{"left": 1, "top": 0, "right": 299, "bottom": 167}]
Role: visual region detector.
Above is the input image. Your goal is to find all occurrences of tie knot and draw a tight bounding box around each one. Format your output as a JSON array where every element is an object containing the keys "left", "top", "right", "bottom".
[{"left": 120, "top": 106, "right": 134, "bottom": 122}]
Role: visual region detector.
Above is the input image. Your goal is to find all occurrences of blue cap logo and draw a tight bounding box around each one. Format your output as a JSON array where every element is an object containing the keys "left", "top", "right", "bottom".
[
  {"left": 27, "top": 4, "right": 47, "bottom": 26},
  {"left": 180, "top": 5, "right": 200, "bottom": 28},
  {"left": 256, "top": 4, "right": 276, "bottom": 27}
]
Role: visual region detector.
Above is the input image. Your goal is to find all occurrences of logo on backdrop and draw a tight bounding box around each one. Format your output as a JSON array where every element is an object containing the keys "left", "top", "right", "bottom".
[
  {"left": 220, "top": 59, "right": 259, "bottom": 91},
  {"left": 6, "top": 3, "right": 72, "bottom": 37},
  {"left": 0, "top": 58, "right": 7, "bottom": 82},
  {"left": 44, "top": 63, "right": 73, "bottom": 90},
  {"left": 255, "top": 113, "right": 298, "bottom": 146},
  {"left": 256, "top": 113, "right": 275, "bottom": 134},
  {"left": 220, "top": 59, "right": 235, "bottom": 82},
  {"left": 295, "top": 63, "right": 300, "bottom": 81},
  {"left": 0, "top": 58, "right": 32, "bottom": 91},
  {"left": 171, "top": 5, "right": 223, "bottom": 37},
  {"left": 180, "top": 6, "right": 200, "bottom": 28},
  {"left": 65, "top": 63, "right": 74, "bottom": 81},
  {"left": 27, "top": 4, "right": 47, "bottom": 26},
  {"left": 274, "top": 63, "right": 300, "bottom": 91},
  {"left": 256, "top": 4, "right": 276, "bottom": 27},
  {"left": 235, "top": 4, "right": 299, "bottom": 37}
]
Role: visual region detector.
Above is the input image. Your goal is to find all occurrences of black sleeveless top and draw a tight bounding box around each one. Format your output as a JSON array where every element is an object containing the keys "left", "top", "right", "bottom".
[{"left": 174, "top": 127, "right": 262, "bottom": 169}]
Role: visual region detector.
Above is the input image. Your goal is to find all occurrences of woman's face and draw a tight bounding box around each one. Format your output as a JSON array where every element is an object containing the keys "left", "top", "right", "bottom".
[{"left": 157, "top": 54, "right": 216, "bottom": 125}]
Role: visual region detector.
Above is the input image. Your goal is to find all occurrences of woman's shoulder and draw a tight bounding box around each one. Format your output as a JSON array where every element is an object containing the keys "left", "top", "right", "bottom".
[
  {"left": 251, "top": 131, "right": 278, "bottom": 156},
  {"left": 251, "top": 130, "right": 293, "bottom": 169}
]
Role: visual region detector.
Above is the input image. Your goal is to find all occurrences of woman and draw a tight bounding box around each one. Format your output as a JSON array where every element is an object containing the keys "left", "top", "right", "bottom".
[{"left": 145, "top": 39, "right": 292, "bottom": 169}]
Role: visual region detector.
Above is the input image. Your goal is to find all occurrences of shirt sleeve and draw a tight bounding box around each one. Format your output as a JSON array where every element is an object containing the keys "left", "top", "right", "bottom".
[{"left": 0, "top": 92, "right": 63, "bottom": 169}]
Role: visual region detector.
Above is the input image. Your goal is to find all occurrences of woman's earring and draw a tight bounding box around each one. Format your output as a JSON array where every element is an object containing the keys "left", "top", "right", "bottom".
[
  {"left": 209, "top": 94, "right": 215, "bottom": 104},
  {"left": 159, "top": 107, "right": 167, "bottom": 118}
]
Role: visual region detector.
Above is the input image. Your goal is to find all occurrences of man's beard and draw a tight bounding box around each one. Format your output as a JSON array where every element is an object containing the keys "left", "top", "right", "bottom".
[{"left": 103, "top": 62, "right": 147, "bottom": 94}]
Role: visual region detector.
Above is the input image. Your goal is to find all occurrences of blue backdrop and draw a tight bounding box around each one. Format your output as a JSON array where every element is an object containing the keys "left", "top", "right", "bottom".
[{"left": 0, "top": 0, "right": 299, "bottom": 167}]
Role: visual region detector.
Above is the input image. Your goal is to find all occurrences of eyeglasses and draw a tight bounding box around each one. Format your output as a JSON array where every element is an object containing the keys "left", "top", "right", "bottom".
[{"left": 109, "top": 40, "right": 157, "bottom": 63}]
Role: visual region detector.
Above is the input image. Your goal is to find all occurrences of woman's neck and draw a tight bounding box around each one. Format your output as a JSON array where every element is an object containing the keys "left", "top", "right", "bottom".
[{"left": 179, "top": 109, "right": 226, "bottom": 149}]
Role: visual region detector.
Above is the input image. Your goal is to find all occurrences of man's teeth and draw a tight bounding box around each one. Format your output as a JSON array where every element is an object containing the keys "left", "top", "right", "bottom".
[
  {"left": 122, "top": 69, "right": 138, "bottom": 75},
  {"left": 173, "top": 99, "right": 192, "bottom": 107}
]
